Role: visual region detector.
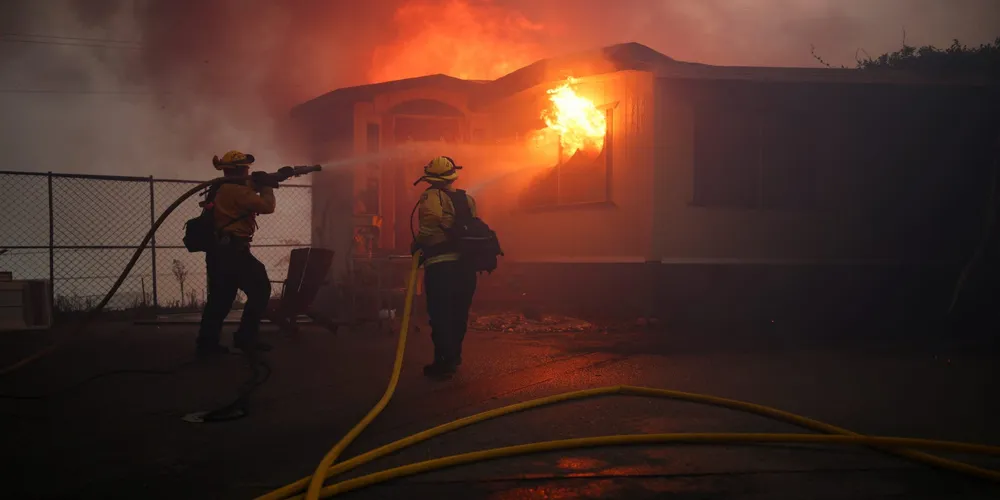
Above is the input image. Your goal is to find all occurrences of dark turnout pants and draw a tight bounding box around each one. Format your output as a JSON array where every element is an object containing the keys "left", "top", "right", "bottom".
[
  {"left": 197, "top": 243, "right": 271, "bottom": 348},
  {"left": 424, "top": 260, "right": 477, "bottom": 365}
]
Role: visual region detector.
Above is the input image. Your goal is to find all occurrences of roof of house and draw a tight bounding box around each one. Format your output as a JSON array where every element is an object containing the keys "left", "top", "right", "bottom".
[
  {"left": 473, "top": 42, "right": 993, "bottom": 107},
  {"left": 469, "top": 42, "right": 678, "bottom": 108},
  {"left": 294, "top": 42, "right": 994, "bottom": 118},
  {"left": 290, "top": 74, "right": 484, "bottom": 121}
]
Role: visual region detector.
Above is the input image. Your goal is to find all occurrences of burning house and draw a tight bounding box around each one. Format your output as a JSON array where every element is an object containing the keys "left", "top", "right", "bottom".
[{"left": 294, "top": 42, "right": 999, "bottom": 324}]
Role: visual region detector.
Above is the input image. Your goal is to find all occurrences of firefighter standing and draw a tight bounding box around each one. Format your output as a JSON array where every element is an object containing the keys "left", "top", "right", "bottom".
[
  {"left": 196, "top": 150, "right": 277, "bottom": 357},
  {"left": 411, "top": 156, "right": 479, "bottom": 378}
]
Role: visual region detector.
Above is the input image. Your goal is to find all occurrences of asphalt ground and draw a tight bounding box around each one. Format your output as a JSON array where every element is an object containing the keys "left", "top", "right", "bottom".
[{"left": 0, "top": 314, "right": 998, "bottom": 499}]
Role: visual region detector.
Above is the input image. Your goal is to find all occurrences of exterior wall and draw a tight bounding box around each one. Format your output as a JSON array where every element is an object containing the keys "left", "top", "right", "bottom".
[
  {"left": 651, "top": 78, "right": 993, "bottom": 264},
  {"left": 650, "top": 79, "right": 868, "bottom": 262},
  {"left": 640, "top": 78, "right": 996, "bottom": 327},
  {"left": 475, "top": 77, "right": 994, "bottom": 324},
  {"left": 477, "top": 70, "right": 658, "bottom": 263},
  {"left": 304, "top": 72, "right": 997, "bottom": 326},
  {"left": 462, "top": 71, "right": 658, "bottom": 318}
]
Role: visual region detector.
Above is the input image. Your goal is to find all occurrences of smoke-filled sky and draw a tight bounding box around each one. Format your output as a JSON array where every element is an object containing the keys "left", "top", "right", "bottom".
[{"left": 1, "top": 0, "right": 998, "bottom": 178}]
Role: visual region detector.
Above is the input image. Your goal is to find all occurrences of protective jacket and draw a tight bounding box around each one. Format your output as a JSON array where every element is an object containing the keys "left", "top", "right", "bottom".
[
  {"left": 416, "top": 185, "right": 477, "bottom": 267},
  {"left": 212, "top": 182, "right": 275, "bottom": 240}
]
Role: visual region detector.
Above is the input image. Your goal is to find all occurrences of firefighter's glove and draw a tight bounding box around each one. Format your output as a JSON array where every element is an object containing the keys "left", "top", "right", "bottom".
[{"left": 251, "top": 171, "right": 279, "bottom": 189}]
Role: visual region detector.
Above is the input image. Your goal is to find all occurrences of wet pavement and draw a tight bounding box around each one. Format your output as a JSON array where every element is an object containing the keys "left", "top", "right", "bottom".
[{"left": 0, "top": 316, "right": 998, "bottom": 499}]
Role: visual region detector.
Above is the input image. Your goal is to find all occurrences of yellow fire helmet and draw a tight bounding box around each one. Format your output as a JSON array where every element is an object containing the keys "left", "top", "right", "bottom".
[
  {"left": 212, "top": 150, "right": 256, "bottom": 170},
  {"left": 414, "top": 156, "right": 462, "bottom": 185}
]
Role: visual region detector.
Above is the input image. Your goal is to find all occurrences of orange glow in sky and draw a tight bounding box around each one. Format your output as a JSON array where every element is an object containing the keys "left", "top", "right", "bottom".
[{"left": 368, "top": 0, "right": 546, "bottom": 83}]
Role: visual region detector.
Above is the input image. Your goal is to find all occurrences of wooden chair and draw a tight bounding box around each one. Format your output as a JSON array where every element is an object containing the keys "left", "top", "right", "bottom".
[{"left": 265, "top": 247, "right": 342, "bottom": 335}]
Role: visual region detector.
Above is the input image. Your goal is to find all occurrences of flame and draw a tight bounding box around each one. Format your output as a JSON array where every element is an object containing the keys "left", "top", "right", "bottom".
[
  {"left": 368, "top": 0, "right": 545, "bottom": 83},
  {"left": 540, "top": 77, "right": 607, "bottom": 157}
]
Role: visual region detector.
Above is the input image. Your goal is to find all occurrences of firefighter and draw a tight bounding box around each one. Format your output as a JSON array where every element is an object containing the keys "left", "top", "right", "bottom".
[
  {"left": 411, "top": 156, "right": 479, "bottom": 378},
  {"left": 196, "top": 150, "right": 276, "bottom": 357}
]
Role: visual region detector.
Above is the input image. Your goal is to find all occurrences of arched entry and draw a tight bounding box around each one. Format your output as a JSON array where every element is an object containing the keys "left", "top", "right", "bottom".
[
  {"left": 389, "top": 99, "right": 466, "bottom": 143},
  {"left": 382, "top": 99, "right": 469, "bottom": 253},
  {"left": 359, "top": 99, "right": 469, "bottom": 254}
]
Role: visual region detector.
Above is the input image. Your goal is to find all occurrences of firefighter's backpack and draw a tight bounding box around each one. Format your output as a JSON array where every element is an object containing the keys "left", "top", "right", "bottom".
[
  {"left": 182, "top": 188, "right": 249, "bottom": 253},
  {"left": 440, "top": 189, "right": 504, "bottom": 274},
  {"left": 183, "top": 205, "right": 220, "bottom": 253}
]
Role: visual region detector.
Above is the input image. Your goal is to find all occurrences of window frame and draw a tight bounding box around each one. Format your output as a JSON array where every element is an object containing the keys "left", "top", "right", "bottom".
[{"left": 520, "top": 102, "right": 619, "bottom": 213}]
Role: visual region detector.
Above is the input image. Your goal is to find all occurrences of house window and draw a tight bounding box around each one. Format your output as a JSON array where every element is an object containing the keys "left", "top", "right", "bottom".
[
  {"left": 520, "top": 106, "right": 615, "bottom": 209},
  {"left": 693, "top": 104, "right": 817, "bottom": 211}
]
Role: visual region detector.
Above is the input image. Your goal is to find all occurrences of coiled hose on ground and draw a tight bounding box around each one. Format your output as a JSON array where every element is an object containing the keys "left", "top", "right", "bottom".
[
  {"left": 258, "top": 253, "right": 1000, "bottom": 500},
  {"left": 2, "top": 170, "right": 998, "bottom": 498}
]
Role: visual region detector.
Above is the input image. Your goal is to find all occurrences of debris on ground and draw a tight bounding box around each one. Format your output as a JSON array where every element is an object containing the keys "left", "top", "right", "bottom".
[{"left": 471, "top": 312, "right": 596, "bottom": 333}]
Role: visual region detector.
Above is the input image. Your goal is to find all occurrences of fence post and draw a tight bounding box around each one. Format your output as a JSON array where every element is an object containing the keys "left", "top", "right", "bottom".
[
  {"left": 47, "top": 172, "right": 54, "bottom": 309},
  {"left": 149, "top": 176, "right": 158, "bottom": 308}
]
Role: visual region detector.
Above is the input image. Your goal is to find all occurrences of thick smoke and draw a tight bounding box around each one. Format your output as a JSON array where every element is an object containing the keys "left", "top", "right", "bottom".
[{"left": 1, "top": 0, "right": 998, "bottom": 177}]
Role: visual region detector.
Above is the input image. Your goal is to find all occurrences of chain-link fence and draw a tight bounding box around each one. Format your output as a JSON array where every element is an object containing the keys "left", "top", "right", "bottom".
[{"left": 0, "top": 171, "right": 311, "bottom": 314}]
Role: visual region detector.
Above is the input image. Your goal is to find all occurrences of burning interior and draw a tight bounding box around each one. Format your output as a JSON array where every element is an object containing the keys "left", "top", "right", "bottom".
[{"left": 521, "top": 77, "right": 614, "bottom": 209}]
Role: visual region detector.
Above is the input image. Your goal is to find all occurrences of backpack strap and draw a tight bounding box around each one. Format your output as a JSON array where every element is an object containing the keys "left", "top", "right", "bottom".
[
  {"left": 203, "top": 198, "right": 253, "bottom": 235},
  {"left": 218, "top": 211, "right": 253, "bottom": 233},
  {"left": 410, "top": 187, "right": 473, "bottom": 238},
  {"left": 441, "top": 189, "right": 473, "bottom": 224},
  {"left": 202, "top": 182, "right": 255, "bottom": 235},
  {"left": 408, "top": 187, "right": 439, "bottom": 241},
  {"left": 415, "top": 188, "right": 474, "bottom": 259}
]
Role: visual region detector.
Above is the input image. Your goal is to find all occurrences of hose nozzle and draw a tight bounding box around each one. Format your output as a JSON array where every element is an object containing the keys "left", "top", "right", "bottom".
[
  {"left": 291, "top": 165, "right": 322, "bottom": 176},
  {"left": 273, "top": 165, "right": 322, "bottom": 183}
]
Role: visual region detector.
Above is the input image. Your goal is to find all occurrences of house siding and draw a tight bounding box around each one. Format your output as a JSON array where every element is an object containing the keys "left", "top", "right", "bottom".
[
  {"left": 652, "top": 78, "right": 995, "bottom": 264},
  {"left": 301, "top": 57, "right": 998, "bottom": 324}
]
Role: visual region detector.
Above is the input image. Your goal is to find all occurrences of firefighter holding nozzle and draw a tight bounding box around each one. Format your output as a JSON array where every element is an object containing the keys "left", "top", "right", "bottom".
[{"left": 195, "top": 150, "right": 294, "bottom": 357}]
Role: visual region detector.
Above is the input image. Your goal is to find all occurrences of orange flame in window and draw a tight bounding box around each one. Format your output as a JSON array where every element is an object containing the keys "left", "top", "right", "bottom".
[{"left": 541, "top": 77, "right": 606, "bottom": 157}]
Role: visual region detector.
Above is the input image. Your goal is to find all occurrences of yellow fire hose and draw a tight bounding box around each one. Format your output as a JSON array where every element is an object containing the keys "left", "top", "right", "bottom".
[
  {"left": 259, "top": 254, "right": 1000, "bottom": 500},
  {"left": 300, "top": 434, "right": 1000, "bottom": 500}
]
